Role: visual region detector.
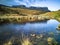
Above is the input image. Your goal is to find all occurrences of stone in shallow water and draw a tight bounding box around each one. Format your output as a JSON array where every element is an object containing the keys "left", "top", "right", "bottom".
[{"left": 56, "top": 24, "right": 60, "bottom": 30}]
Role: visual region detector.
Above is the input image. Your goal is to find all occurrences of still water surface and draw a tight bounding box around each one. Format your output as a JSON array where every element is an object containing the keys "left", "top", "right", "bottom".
[{"left": 0, "top": 19, "right": 60, "bottom": 45}]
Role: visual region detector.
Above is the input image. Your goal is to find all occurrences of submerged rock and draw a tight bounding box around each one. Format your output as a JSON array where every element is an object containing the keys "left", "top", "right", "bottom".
[{"left": 56, "top": 24, "right": 60, "bottom": 30}]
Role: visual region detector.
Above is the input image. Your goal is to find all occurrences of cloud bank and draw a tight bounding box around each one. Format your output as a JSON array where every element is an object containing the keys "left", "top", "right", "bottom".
[
  {"left": 14, "top": 0, "right": 47, "bottom": 7},
  {"left": 0, "top": 0, "right": 47, "bottom": 6}
]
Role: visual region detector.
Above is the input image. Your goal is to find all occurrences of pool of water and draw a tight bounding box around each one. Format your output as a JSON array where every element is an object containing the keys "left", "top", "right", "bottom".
[{"left": 0, "top": 19, "right": 60, "bottom": 45}]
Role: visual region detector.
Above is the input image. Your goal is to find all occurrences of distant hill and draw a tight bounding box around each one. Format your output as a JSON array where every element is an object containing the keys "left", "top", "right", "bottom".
[
  {"left": 0, "top": 4, "right": 50, "bottom": 16},
  {"left": 12, "top": 5, "right": 50, "bottom": 12},
  {"left": 12, "top": 5, "right": 26, "bottom": 8}
]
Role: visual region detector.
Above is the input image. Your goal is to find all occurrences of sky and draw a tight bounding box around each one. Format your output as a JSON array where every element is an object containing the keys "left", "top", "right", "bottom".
[{"left": 0, "top": 0, "right": 60, "bottom": 11}]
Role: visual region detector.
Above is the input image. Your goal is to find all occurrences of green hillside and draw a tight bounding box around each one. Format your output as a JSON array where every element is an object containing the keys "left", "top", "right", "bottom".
[{"left": 43, "top": 10, "right": 60, "bottom": 21}]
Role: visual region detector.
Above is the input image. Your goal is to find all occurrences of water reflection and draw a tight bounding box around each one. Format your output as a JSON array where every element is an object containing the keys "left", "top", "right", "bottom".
[{"left": 0, "top": 19, "right": 60, "bottom": 45}]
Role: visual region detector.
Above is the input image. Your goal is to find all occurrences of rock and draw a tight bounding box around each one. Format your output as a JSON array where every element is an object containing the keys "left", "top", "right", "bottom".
[{"left": 56, "top": 24, "right": 60, "bottom": 30}]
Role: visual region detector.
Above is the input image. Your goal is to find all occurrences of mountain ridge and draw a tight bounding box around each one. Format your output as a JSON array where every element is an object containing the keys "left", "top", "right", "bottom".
[
  {"left": 12, "top": 5, "right": 50, "bottom": 12},
  {"left": 0, "top": 4, "right": 50, "bottom": 15}
]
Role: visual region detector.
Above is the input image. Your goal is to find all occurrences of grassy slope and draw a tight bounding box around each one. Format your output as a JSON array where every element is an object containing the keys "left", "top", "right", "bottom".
[
  {"left": 0, "top": 5, "right": 49, "bottom": 16},
  {"left": 0, "top": 7, "right": 18, "bottom": 15},
  {"left": 8, "top": 7, "right": 48, "bottom": 16},
  {"left": 43, "top": 10, "right": 60, "bottom": 21}
]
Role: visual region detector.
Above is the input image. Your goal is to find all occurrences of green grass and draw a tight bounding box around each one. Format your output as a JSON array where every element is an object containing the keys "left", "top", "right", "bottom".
[{"left": 43, "top": 10, "right": 60, "bottom": 21}]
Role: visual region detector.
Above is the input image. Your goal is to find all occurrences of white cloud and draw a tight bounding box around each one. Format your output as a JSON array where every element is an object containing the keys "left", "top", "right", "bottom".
[
  {"left": 14, "top": 0, "right": 30, "bottom": 5},
  {"left": 14, "top": 0, "right": 25, "bottom": 5},
  {"left": 13, "top": 0, "right": 46, "bottom": 6}
]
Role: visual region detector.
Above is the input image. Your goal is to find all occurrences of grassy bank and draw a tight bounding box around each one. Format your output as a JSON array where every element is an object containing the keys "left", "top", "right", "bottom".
[
  {"left": 0, "top": 14, "right": 50, "bottom": 24},
  {"left": 0, "top": 10, "right": 60, "bottom": 24},
  {"left": 43, "top": 10, "right": 60, "bottom": 21}
]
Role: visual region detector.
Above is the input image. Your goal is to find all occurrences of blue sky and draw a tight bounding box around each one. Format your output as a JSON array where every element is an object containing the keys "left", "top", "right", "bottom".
[{"left": 0, "top": 0, "right": 60, "bottom": 11}]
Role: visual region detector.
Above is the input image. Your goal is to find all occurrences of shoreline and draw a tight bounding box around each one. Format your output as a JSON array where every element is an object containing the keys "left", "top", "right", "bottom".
[{"left": 0, "top": 15, "right": 50, "bottom": 24}]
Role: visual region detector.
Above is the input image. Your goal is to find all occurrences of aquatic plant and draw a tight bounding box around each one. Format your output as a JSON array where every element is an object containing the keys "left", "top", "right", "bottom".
[
  {"left": 22, "top": 38, "right": 32, "bottom": 45},
  {"left": 47, "top": 37, "right": 58, "bottom": 45}
]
